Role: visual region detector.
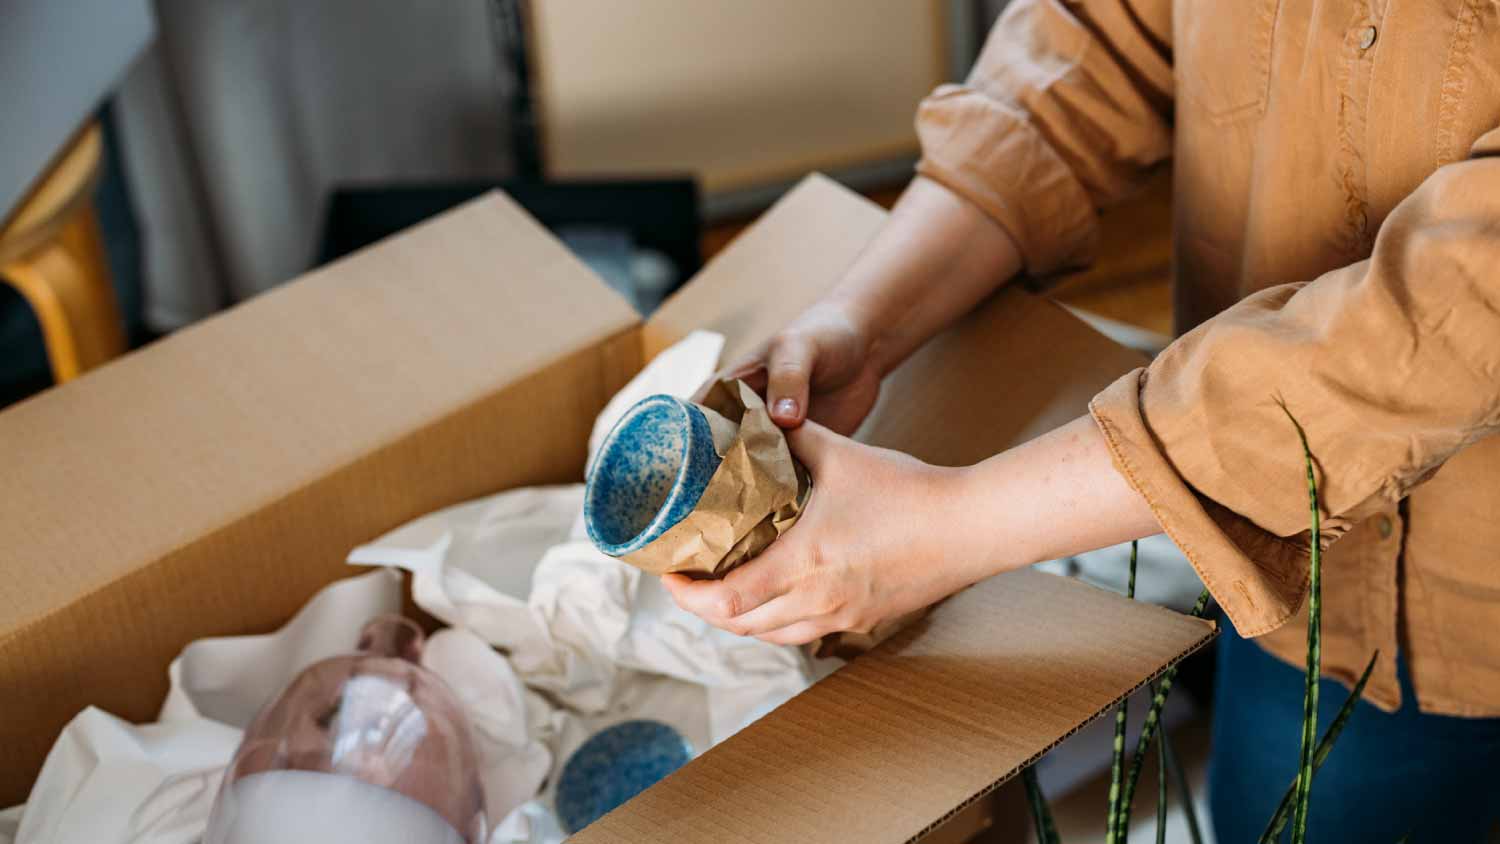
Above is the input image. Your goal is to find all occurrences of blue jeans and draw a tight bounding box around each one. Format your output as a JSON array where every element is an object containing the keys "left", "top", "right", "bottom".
[{"left": 1208, "top": 617, "right": 1500, "bottom": 843}]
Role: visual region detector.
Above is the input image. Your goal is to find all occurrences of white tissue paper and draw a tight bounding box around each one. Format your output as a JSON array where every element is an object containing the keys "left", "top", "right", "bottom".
[{"left": 4, "top": 330, "right": 819, "bottom": 844}]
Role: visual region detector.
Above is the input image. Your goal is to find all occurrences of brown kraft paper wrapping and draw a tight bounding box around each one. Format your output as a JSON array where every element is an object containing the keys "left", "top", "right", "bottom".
[
  {"left": 621, "top": 379, "right": 918, "bottom": 658},
  {"left": 621, "top": 379, "right": 810, "bottom": 577}
]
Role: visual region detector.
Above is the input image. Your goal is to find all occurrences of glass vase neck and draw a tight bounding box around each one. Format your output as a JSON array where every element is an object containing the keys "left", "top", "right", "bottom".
[{"left": 355, "top": 615, "right": 425, "bottom": 663}]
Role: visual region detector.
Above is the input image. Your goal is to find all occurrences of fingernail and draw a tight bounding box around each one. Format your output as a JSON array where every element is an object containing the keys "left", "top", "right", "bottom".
[{"left": 774, "top": 398, "right": 799, "bottom": 418}]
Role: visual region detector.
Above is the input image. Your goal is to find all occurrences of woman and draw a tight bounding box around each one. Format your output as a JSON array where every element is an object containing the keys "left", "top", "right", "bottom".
[{"left": 662, "top": 1, "right": 1500, "bottom": 841}]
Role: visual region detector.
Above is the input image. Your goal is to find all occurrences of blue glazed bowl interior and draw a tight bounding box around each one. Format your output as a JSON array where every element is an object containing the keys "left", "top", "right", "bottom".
[
  {"left": 555, "top": 720, "right": 694, "bottom": 833},
  {"left": 584, "top": 395, "right": 721, "bottom": 556}
]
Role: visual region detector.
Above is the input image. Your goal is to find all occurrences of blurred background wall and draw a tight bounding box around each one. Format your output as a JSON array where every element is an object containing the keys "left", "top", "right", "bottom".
[
  {"left": 532, "top": 2, "right": 944, "bottom": 212},
  {"left": 114, "top": 0, "right": 519, "bottom": 328},
  {"left": 110, "top": 0, "right": 1007, "bottom": 331},
  {"left": 2, "top": 0, "right": 1014, "bottom": 404}
]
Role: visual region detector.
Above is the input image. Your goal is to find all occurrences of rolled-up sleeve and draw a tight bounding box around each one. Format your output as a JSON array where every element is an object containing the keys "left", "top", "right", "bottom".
[
  {"left": 916, "top": 0, "right": 1174, "bottom": 276},
  {"left": 1091, "top": 128, "right": 1500, "bottom": 636}
]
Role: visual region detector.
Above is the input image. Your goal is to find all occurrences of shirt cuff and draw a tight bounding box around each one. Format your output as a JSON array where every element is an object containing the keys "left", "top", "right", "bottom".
[
  {"left": 1089, "top": 368, "right": 1310, "bottom": 637},
  {"left": 915, "top": 83, "right": 1099, "bottom": 278}
]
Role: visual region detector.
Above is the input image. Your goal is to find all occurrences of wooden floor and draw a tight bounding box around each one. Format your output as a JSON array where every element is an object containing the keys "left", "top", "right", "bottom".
[{"left": 701, "top": 170, "right": 1175, "bottom": 338}]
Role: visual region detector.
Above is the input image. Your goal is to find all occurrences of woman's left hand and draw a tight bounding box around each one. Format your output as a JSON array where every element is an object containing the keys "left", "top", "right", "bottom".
[{"left": 661, "top": 422, "right": 989, "bottom": 645}]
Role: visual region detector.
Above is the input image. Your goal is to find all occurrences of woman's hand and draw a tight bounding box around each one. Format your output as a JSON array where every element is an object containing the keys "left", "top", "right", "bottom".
[
  {"left": 715, "top": 303, "right": 883, "bottom": 435},
  {"left": 661, "top": 421, "right": 990, "bottom": 645},
  {"left": 700, "top": 176, "right": 1027, "bottom": 435},
  {"left": 661, "top": 415, "right": 1164, "bottom": 646}
]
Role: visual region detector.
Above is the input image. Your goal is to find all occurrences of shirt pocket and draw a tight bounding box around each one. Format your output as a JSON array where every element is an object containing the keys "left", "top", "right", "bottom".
[{"left": 1176, "top": 0, "right": 1281, "bottom": 124}]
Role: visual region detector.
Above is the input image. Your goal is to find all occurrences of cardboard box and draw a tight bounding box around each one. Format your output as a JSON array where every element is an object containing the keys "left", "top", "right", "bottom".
[{"left": 0, "top": 174, "right": 1215, "bottom": 839}]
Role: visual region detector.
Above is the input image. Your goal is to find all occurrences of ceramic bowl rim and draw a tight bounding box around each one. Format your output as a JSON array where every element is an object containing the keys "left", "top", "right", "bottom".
[{"left": 584, "top": 394, "right": 706, "bottom": 556}]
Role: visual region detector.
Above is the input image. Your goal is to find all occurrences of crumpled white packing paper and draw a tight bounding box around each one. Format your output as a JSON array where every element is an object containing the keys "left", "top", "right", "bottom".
[
  {"left": 5, "top": 330, "right": 820, "bottom": 844},
  {"left": 6, "top": 569, "right": 555, "bottom": 844}
]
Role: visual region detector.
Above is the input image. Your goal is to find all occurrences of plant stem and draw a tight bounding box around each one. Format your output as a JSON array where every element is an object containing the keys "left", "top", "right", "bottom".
[
  {"left": 1155, "top": 716, "right": 1168, "bottom": 844},
  {"left": 1023, "top": 765, "right": 1061, "bottom": 844},
  {"left": 1162, "top": 729, "right": 1206, "bottom": 844},
  {"left": 1106, "top": 541, "right": 1140, "bottom": 844},
  {"left": 1116, "top": 589, "right": 1212, "bottom": 836},
  {"left": 1282, "top": 405, "right": 1322, "bottom": 844},
  {"left": 1258, "top": 650, "right": 1379, "bottom": 843}
]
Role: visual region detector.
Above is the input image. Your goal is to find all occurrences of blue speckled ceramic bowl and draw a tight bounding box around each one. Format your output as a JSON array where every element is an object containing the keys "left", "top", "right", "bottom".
[
  {"left": 555, "top": 720, "right": 694, "bottom": 833},
  {"left": 584, "top": 394, "right": 722, "bottom": 557}
]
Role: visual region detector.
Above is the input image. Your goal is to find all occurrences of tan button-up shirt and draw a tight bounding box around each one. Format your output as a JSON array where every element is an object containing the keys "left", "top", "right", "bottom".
[{"left": 916, "top": 0, "right": 1500, "bottom": 716}]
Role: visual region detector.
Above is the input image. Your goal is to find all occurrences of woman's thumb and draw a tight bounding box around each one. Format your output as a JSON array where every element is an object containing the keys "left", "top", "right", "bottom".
[{"left": 783, "top": 420, "right": 839, "bottom": 475}]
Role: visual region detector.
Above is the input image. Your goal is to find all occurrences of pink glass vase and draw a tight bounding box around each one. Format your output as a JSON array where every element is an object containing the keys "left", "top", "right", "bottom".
[{"left": 203, "top": 616, "right": 487, "bottom": 844}]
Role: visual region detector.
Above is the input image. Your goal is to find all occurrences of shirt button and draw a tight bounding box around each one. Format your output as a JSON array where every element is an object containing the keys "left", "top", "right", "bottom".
[
  {"left": 1358, "top": 26, "right": 1378, "bottom": 50},
  {"left": 1377, "top": 515, "right": 1394, "bottom": 539}
]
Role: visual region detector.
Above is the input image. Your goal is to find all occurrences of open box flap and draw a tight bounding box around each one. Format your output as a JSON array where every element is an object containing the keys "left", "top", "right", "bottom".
[
  {"left": 644, "top": 173, "right": 888, "bottom": 365},
  {"left": 0, "top": 192, "right": 639, "bottom": 803},
  {"left": 591, "top": 175, "right": 1212, "bottom": 841}
]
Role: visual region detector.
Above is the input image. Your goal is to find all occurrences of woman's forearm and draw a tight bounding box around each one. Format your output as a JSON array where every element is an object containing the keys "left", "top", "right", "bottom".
[
  {"left": 828, "top": 176, "right": 1024, "bottom": 376},
  {"left": 952, "top": 415, "right": 1163, "bottom": 582}
]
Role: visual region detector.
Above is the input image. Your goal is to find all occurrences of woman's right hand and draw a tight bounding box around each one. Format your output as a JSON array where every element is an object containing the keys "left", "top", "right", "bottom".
[
  {"left": 716, "top": 301, "right": 883, "bottom": 435},
  {"left": 702, "top": 175, "right": 1026, "bottom": 434}
]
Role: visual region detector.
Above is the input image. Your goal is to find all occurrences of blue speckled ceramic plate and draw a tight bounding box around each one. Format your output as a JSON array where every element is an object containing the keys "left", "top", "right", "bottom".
[
  {"left": 584, "top": 394, "right": 721, "bottom": 556},
  {"left": 555, "top": 720, "right": 694, "bottom": 833}
]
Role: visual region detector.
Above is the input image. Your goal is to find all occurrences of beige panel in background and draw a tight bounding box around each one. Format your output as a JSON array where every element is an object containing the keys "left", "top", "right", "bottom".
[{"left": 531, "top": 1, "right": 947, "bottom": 194}]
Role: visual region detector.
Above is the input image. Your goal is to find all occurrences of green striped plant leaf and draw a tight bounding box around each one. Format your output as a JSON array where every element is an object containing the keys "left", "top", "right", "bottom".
[
  {"left": 1106, "top": 541, "right": 1141, "bottom": 844},
  {"left": 1258, "top": 650, "right": 1379, "bottom": 843},
  {"left": 1281, "top": 405, "right": 1322, "bottom": 844},
  {"left": 1162, "top": 729, "right": 1206, "bottom": 844},
  {"left": 1155, "top": 719, "right": 1168, "bottom": 844},
  {"left": 1115, "top": 589, "right": 1212, "bottom": 836},
  {"left": 1022, "top": 764, "right": 1061, "bottom": 844}
]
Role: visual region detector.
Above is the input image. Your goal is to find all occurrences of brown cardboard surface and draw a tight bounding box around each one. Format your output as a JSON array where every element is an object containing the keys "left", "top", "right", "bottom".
[
  {"left": 575, "top": 569, "right": 1214, "bottom": 844},
  {"left": 857, "top": 285, "right": 1149, "bottom": 464},
  {"left": 0, "top": 193, "right": 639, "bottom": 803}
]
